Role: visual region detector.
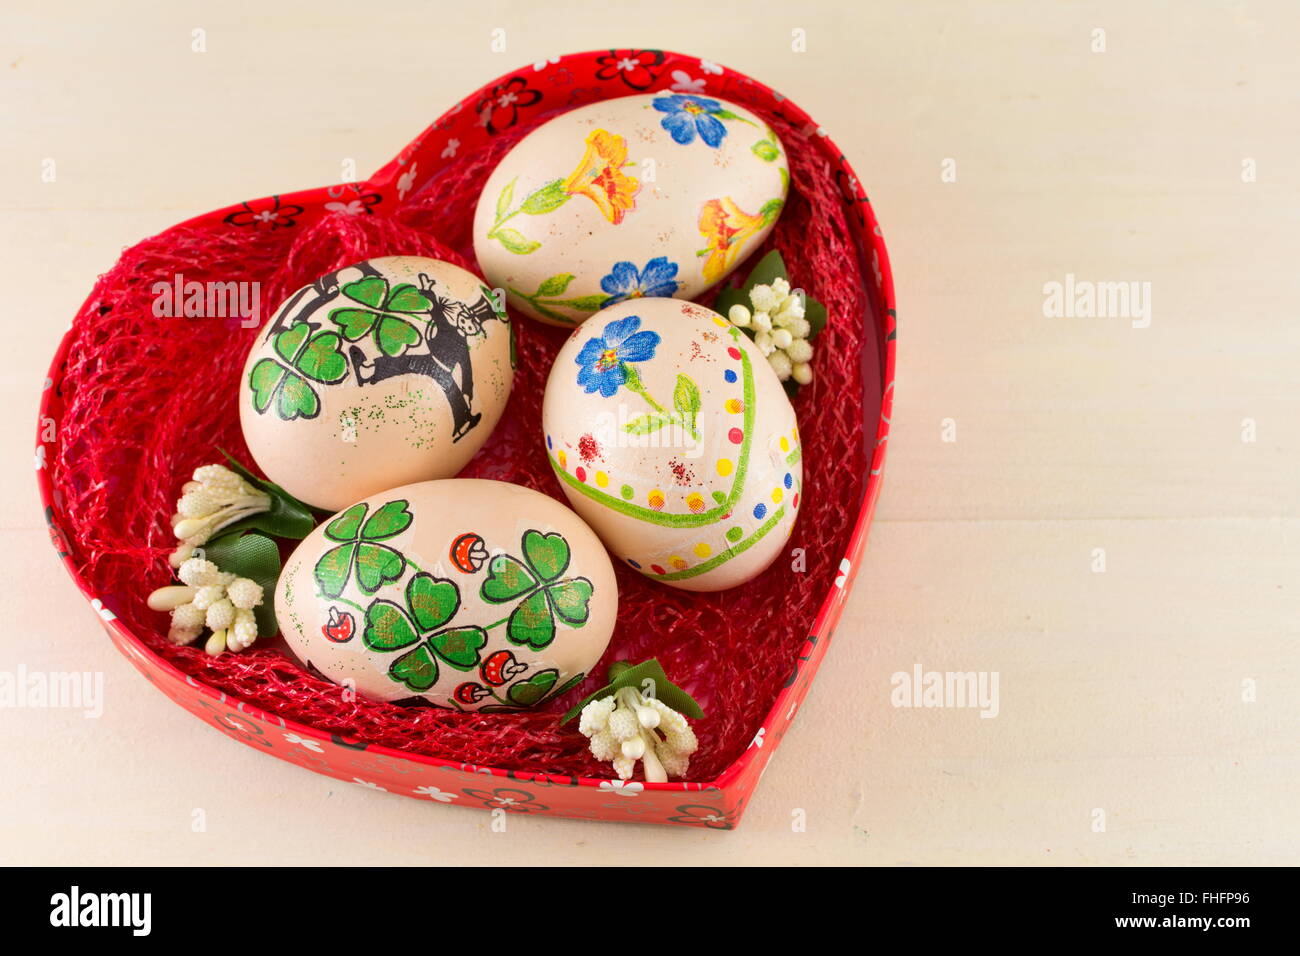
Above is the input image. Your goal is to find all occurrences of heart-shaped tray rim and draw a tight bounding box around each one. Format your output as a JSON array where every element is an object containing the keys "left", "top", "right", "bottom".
[{"left": 34, "top": 48, "right": 897, "bottom": 801}]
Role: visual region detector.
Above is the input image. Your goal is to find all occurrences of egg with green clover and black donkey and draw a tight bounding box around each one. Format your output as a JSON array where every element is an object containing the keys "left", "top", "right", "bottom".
[
  {"left": 276, "top": 479, "right": 617, "bottom": 711},
  {"left": 239, "top": 256, "right": 514, "bottom": 512}
]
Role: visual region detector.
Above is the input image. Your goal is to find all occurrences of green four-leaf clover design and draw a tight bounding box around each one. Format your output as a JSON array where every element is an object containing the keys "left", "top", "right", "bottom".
[
  {"left": 365, "top": 573, "right": 487, "bottom": 693},
  {"left": 249, "top": 321, "right": 348, "bottom": 421},
  {"left": 313, "top": 500, "right": 413, "bottom": 599},
  {"left": 480, "top": 530, "right": 594, "bottom": 650},
  {"left": 329, "top": 276, "right": 430, "bottom": 357}
]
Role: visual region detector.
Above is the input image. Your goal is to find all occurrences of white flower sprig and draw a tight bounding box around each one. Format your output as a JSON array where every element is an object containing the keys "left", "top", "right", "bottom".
[
  {"left": 170, "top": 464, "right": 271, "bottom": 567},
  {"left": 726, "top": 276, "right": 815, "bottom": 385},
  {"left": 148, "top": 557, "right": 265, "bottom": 654},
  {"left": 578, "top": 686, "right": 700, "bottom": 782},
  {"left": 566, "top": 659, "right": 704, "bottom": 783}
]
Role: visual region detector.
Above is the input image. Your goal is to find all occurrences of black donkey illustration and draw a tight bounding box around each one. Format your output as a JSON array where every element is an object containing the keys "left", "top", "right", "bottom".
[{"left": 348, "top": 271, "right": 506, "bottom": 442}]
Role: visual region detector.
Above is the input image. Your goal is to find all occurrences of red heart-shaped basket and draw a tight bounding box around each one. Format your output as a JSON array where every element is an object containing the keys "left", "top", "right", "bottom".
[{"left": 36, "top": 49, "right": 895, "bottom": 828}]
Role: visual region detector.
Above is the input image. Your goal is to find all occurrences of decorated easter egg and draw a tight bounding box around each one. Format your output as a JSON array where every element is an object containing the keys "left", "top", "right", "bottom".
[
  {"left": 473, "top": 93, "right": 788, "bottom": 327},
  {"left": 239, "top": 256, "right": 513, "bottom": 511},
  {"left": 542, "top": 298, "right": 803, "bottom": 591},
  {"left": 276, "top": 479, "right": 617, "bottom": 711}
]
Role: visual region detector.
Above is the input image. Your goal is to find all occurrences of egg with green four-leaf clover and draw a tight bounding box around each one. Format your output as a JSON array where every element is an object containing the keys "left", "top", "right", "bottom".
[
  {"left": 276, "top": 479, "right": 617, "bottom": 711},
  {"left": 239, "top": 256, "right": 514, "bottom": 511}
]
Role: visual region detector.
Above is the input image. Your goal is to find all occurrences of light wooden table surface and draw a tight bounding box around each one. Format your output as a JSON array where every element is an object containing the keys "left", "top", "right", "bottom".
[{"left": 1, "top": 0, "right": 1296, "bottom": 865}]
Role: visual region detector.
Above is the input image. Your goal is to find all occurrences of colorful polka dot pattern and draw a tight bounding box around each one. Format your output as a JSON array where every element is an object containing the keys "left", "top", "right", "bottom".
[{"left": 546, "top": 326, "right": 802, "bottom": 581}]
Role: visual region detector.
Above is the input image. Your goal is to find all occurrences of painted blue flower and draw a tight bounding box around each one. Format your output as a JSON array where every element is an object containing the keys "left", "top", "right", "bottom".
[
  {"left": 652, "top": 94, "right": 728, "bottom": 148},
  {"left": 575, "top": 316, "right": 661, "bottom": 397},
  {"left": 599, "top": 257, "right": 681, "bottom": 305}
]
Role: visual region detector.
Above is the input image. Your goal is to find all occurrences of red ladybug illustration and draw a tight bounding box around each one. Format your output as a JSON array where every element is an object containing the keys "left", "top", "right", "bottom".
[
  {"left": 480, "top": 650, "right": 527, "bottom": 687},
  {"left": 455, "top": 682, "right": 490, "bottom": 706},
  {"left": 322, "top": 607, "right": 355, "bottom": 643},
  {"left": 450, "top": 532, "right": 489, "bottom": 573}
]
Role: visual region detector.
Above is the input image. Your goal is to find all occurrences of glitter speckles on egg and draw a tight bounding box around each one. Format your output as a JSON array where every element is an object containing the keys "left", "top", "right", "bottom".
[{"left": 578, "top": 433, "right": 601, "bottom": 462}]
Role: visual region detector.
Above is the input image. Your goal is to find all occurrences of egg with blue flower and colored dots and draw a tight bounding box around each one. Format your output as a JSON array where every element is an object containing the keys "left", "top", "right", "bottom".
[
  {"left": 275, "top": 479, "right": 617, "bottom": 711},
  {"left": 542, "top": 298, "right": 803, "bottom": 591},
  {"left": 473, "top": 93, "right": 788, "bottom": 327}
]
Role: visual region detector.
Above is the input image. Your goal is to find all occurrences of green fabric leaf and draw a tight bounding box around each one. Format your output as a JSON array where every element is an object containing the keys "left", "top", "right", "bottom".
[
  {"left": 313, "top": 542, "right": 355, "bottom": 599},
  {"left": 203, "top": 531, "right": 281, "bottom": 638},
  {"left": 361, "top": 500, "right": 412, "bottom": 540},
  {"left": 375, "top": 315, "right": 421, "bottom": 356},
  {"left": 507, "top": 669, "right": 557, "bottom": 706},
  {"left": 535, "top": 273, "right": 576, "bottom": 297},
  {"left": 276, "top": 372, "right": 319, "bottom": 421},
  {"left": 428, "top": 626, "right": 487, "bottom": 670},
  {"left": 805, "top": 297, "right": 828, "bottom": 340},
  {"left": 389, "top": 644, "right": 438, "bottom": 691},
  {"left": 507, "top": 589, "right": 555, "bottom": 649},
  {"left": 520, "top": 179, "right": 569, "bottom": 215},
  {"left": 326, "top": 503, "right": 368, "bottom": 542},
  {"left": 547, "top": 578, "right": 592, "bottom": 627},
  {"left": 342, "top": 276, "right": 387, "bottom": 309},
  {"left": 522, "top": 530, "right": 570, "bottom": 582},
  {"left": 364, "top": 599, "right": 420, "bottom": 651},
  {"left": 217, "top": 451, "right": 318, "bottom": 540},
  {"left": 742, "top": 249, "right": 787, "bottom": 294},
  {"left": 273, "top": 322, "right": 310, "bottom": 363},
  {"left": 406, "top": 572, "right": 459, "bottom": 631},
  {"left": 561, "top": 658, "right": 705, "bottom": 724},
  {"left": 295, "top": 331, "right": 348, "bottom": 383},
  {"left": 384, "top": 283, "right": 431, "bottom": 313},
  {"left": 712, "top": 286, "right": 748, "bottom": 318},
  {"left": 480, "top": 555, "right": 537, "bottom": 603},
  {"left": 248, "top": 359, "right": 287, "bottom": 414},
  {"left": 494, "top": 228, "right": 541, "bottom": 255},
  {"left": 354, "top": 542, "right": 405, "bottom": 593}
]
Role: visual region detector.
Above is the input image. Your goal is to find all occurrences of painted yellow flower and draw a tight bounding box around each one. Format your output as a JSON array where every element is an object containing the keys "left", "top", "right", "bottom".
[
  {"left": 698, "top": 198, "right": 766, "bottom": 283},
  {"left": 562, "top": 129, "right": 640, "bottom": 225}
]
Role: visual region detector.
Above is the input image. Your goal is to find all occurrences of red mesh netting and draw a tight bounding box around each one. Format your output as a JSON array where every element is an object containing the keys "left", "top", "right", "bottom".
[{"left": 48, "top": 110, "right": 872, "bottom": 781}]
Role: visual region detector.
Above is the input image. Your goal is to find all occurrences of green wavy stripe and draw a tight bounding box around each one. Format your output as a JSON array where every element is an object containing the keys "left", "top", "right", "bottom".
[
  {"left": 645, "top": 504, "right": 786, "bottom": 581},
  {"left": 548, "top": 347, "right": 756, "bottom": 528}
]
